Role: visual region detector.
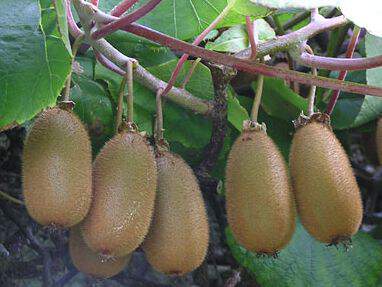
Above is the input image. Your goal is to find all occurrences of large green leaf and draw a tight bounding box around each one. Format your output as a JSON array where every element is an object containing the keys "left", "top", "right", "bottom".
[
  {"left": 52, "top": 0, "right": 71, "bottom": 54},
  {"left": 101, "top": 0, "right": 269, "bottom": 40},
  {"left": 95, "top": 59, "right": 214, "bottom": 149},
  {"left": 0, "top": 0, "right": 71, "bottom": 129},
  {"left": 227, "top": 222, "right": 382, "bottom": 287}
]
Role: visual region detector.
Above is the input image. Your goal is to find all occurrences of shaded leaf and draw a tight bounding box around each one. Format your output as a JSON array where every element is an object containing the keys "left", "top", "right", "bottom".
[
  {"left": 227, "top": 222, "right": 382, "bottom": 287},
  {"left": 0, "top": 0, "right": 71, "bottom": 129}
]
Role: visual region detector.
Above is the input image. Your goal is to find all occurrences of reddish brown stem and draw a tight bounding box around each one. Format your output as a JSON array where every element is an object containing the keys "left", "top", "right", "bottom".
[
  {"left": 110, "top": 0, "right": 139, "bottom": 16},
  {"left": 326, "top": 26, "right": 361, "bottom": 115},
  {"left": 123, "top": 23, "right": 382, "bottom": 97},
  {"left": 181, "top": 58, "right": 201, "bottom": 89},
  {"left": 92, "top": 0, "right": 162, "bottom": 40},
  {"left": 298, "top": 50, "right": 382, "bottom": 71},
  {"left": 246, "top": 16, "right": 257, "bottom": 59},
  {"left": 65, "top": 0, "right": 83, "bottom": 38},
  {"left": 159, "top": 2, "right": 234, "bottom": 98},
  {"left": 95, "top": 51, "right": 125, "bottom": 75}
]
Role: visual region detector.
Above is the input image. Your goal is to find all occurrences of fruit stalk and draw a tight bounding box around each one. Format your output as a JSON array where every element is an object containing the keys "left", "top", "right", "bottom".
[
  {"left": 305, "top": 45, "right": 317, "bottom": 117},
  {"left": 250, "top": 59, "right": 265, "bottom": 123},
  {"left": 115, "top": 75, "right": 127, "bottom": 133},
  {"left": 126, "top": 61, "right": 134, "bottom": 125},
  {"left": 63, "top": 34, "right": 85, "bottom": 102},
  {"left": 155, "top": 89, "right": 164, "bottom": 142}
]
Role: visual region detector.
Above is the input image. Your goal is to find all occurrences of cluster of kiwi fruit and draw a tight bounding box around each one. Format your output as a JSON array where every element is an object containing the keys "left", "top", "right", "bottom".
[
  {"left": 22, "top": 85, "right": 366, "bottom": 276},
  {"left": 22, "top": 101, "right": 209, "bottom": 278},
  {"left": 226, "top": 111, "right": 363, "bottom": 256}
]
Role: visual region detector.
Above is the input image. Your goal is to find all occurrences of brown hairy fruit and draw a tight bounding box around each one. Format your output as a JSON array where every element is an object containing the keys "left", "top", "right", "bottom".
[
  {"left": 376, "top": 118, "right": 382, "bottom": 164},
  {"left": 23, "top": 107, "right": 92, "bottom": 227},
  {"left": 289, "top": 121, "right": 363, "bottom": 244},
  {"left": 69, "top": 225, "right": 130, "bottom": 278},
  {"left": 142, "top": 151, "right": 209, "bottom": 275},
  {"left": 82, "top": 131, "right": 157, "bottom": 257},
  {"left": 225, "top": 129, "right": 296, "bottom": 255}
]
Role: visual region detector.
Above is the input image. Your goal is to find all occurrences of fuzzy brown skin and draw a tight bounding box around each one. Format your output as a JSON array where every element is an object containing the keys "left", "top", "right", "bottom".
[
  {"left": 82, "top": 131, "right": 157, "bottom": 257},
  {"left": 290, "top": 122, "right": 363, "bottom": 244},
  {"left": 376, "top": 118, "right": 382, "bottom": 164},
  {"left": 69, "top": 225, "right": 130, "bottom": 278},
  {"left": 225, "top": 130, "right": 296, "bottom": 254},
  {"left": 23, "top": 107, "right": 92, "bottom": 227},
  {"left": 142, "top": 151, "right": 209, "bottom": 275}
]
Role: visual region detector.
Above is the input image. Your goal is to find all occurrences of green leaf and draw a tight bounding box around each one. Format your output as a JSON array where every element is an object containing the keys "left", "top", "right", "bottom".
[
  {"left": 0, "top": 0, "right": 71, "bottom": 130},
  {"left": 252, "top": 77, "right": 308, "bottom": 122},
  {"left": 53, "top": 0, "right": 71, "bottom": 54},
  {"left": 206, "top": 20, "right": 275, "bottom": 53},
  {"left": 206, "top": 25, "right": 249, "bottom": 53},
  {"left": 71, "top": 76, "right": 115, "bottom": 154},
  {"left": 227, "top": 222, "right": 382, "bottom": 287},
  {"left": 95, "top": 59, "right": 213, "bottom": 149},
  {"left": 102, "top": 0, "right": 270, "bottom": 41},
  {"left": 327, "top": 34, "right": 382, "bottom": 129},
  {"left": 229, "top": 0, "right": 272, "bottom": 16},
  {"left": 228, "top": 88, "right": 250, "bottom": 131}
]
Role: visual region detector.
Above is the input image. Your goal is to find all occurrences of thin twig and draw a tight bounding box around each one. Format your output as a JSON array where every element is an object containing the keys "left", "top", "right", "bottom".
[
  {"left": 326, "top": 26, "right": 362, "bottom": 115},
  {"left": 180, "top": 58, "right": 201, "bottom": 89},
  {"left": 297, "top": 48, "right": 382, "bottom": 71},
  {"left": 245, "top": 16, "right": 257, "bottom": 59},
  {"left": 110, "top": 0, "right": 139, "bottom": 16},
  {"left": 236, "top": 15, "right": 349, "bottom": 59},
  {"left": 283, "top": 11, "right": 310, "bottom": 30},
  {"left": 126, "top": 61, "right": 134, "bottom": 124},
  {"left": 92, "top": 0, "right": 162, "bottom": 40},
  {"left": 115, "top": 76, "right": 127, "bottom": 133},
  {"left": 0, "top": 190, "right": 24, "bottom": 205},
  {"left": 94, "top": 50, "right": 212, "bottom": 115},
  {"left": 123, "top": 23, "right": 382, "bottom": 97},
  {"left": 159, "top": 1, "right": 235, "bottom": 98}
]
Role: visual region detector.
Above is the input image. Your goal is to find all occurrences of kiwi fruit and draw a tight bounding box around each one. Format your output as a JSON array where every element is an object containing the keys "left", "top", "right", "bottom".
[
  {"left": 142, "top": 150, "right": 209, "bottom": 275},
  {"left": 225, "top": 128, "right": 296, "bottom": 255},
  {"left": 69, "top": 225, "right": 130, "bottom": 278},
  {"left": 81, "top": 131, "right": 157, "bottom": 257},
  {"left": 23, "top": 107, "right": 92, "bottom": 228},
  {"left": 289, "top": 117, "right": 363, "bottom": 244},
  {"left": 376, "top": 118, "right": 382, "bottom": 164}
]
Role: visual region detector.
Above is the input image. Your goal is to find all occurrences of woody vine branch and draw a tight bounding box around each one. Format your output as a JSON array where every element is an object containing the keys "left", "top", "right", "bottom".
[{"left": 69, "top": 0, "right": 382, "bottom": 117}]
